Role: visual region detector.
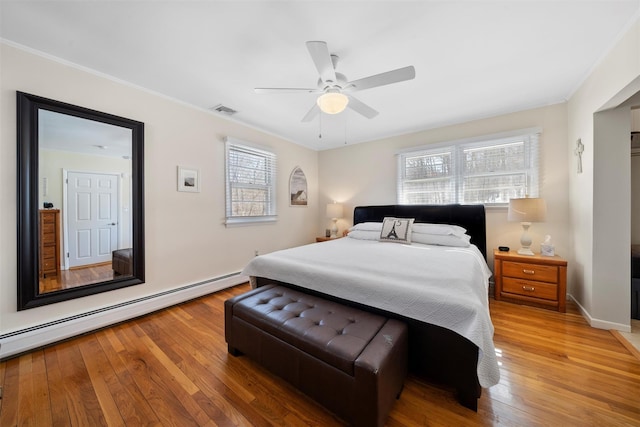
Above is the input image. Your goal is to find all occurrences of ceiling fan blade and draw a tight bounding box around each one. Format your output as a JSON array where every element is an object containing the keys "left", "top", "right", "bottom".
[
  {"left": 347, "top": 96, "right": 379, "bottom": 119},
  {"left": 306, "top": 41, "right": 337, "bottom": 84},
  {"left": 346, "top": 65, "right": 415, "bottom": 92},
  {"left": 254, "top": 87, "right": 321, "bottom": 94},
  {"left": 301, "top": 103, "right": 320, "bottom": 122}
]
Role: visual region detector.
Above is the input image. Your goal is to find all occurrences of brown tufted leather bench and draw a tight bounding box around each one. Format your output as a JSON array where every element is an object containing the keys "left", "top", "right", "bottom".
[
  {"left": 224, "top": 284, "right": 408, "bottom": 427},
  {"left": 112, "top": 248, "right": 132, "bottom": 276}
]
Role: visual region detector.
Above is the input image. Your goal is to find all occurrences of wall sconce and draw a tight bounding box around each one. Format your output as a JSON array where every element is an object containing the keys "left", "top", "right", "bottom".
[
  {"left": 508, "top": 197, "right": 547, "bottom": 255},
  {"left": 326, "top": 202, "right": 344, "bottom": 238}
]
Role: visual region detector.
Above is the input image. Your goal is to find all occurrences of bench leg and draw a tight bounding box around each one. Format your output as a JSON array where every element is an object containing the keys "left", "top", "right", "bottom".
[
  {"left": 396, "top": 384, "right": 404, "bottom": 399},
  {"left": 456, "top": 390, "right": 478, "bottom": 412},
  {"left": 228, "top": 345, "right": 242, "bottom": 357}
]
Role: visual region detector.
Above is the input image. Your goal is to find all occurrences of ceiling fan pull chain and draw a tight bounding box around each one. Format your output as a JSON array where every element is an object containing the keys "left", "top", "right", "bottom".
[
  {"left": 344, "top": 113, "right": 348, "bottom": 145},
  {"left": 318, "top": 111, "right": 322, "bottom": 139}
]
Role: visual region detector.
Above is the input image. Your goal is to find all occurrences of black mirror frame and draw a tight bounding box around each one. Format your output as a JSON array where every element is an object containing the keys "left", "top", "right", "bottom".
[{"left": 17, "top": 91, "right": 145, "bottom": 310}]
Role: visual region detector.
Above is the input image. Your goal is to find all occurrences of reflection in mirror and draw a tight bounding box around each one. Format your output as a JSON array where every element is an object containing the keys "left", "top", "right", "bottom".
[
  {"left": 38, "top": 110, "right": 134, "bottom": 293},
  {"left": 17, "top": 92, "right": 145, "bottom": 310}
]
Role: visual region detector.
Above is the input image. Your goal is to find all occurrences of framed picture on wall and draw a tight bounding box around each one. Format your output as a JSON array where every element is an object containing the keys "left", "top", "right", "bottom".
[
  {"left": 289, "top": 166, "right": 307, "bottom": 206},
  {"left": 177, "top": 166, "right": 200, "bottom": 192}
]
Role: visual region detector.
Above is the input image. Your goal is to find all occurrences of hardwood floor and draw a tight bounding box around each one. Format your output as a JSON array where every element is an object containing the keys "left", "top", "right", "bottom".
[
  {"left": 39, "top": 263, "right": 116, "bottom": 293},
  {"left": 1, "top": 283, "right": 639, "bottom": 426}
]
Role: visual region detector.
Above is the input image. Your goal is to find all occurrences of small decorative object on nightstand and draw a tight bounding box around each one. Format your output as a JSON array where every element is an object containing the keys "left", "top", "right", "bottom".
[
  {"left": 540, "top": 234, "right": 555, "bottom": 256},
  {"left": 494, "top": 249, "right": 567, "bottom": 312}
]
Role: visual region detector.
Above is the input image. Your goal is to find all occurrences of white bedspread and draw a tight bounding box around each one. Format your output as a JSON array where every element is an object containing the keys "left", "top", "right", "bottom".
[{"left": 241, "top": 237, "right": 500, "bottom": 388}]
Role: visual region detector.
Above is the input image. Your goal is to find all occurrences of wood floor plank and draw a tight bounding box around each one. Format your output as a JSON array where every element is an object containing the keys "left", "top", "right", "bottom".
[
  {"left": 29, "top": 351, "right": 53, "bottom": 426},
  {"left": 0, "top": 358, "right": 20, "bottom": 426},
  {"left": 43, "top": 344, "right": 72, "bottom": 425},
  {"left": 110, "top": 321, "right": 202, "bottom": 426},
  {"left": 2, "top": 284, "right": 640, "bottom": 426},
  {"left": 94, "top": 328, "right": 163, "bottom": 426},
  {"left": 55, "top": 339, "right": 108, "bottom": 426},
  {"left": 78, "top": 334, "right": 127, "bottom": 427}
]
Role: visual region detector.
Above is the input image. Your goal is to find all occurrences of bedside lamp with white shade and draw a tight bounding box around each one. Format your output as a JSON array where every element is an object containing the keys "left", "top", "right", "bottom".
[
  {"left": 326, "top": 202, "right": 344, "bottom": 238},
  {"left": 507, "top": 197, "right": 547, "bottom": 256}
]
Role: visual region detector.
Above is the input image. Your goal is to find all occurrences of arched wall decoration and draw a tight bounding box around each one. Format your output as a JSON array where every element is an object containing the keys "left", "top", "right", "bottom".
[{"left": 289, "top": 166, "right": 308, "bottom": 206}]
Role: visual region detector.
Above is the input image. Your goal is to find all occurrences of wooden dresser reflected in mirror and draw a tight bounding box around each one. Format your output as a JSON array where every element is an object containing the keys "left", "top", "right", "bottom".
[{"left": 39, "top": 209, "right": 61, "bottom": 280}]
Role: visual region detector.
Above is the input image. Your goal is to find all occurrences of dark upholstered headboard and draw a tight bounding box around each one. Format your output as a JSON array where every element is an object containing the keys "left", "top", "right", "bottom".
[{"left": 353, "top": 204, "right": 487, "bottom": 260}]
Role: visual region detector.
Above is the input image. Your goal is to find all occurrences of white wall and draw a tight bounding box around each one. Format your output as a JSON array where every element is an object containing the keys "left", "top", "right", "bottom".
[
  {"left": 592, "top": 108, "right": 631, "bottom": 324},
  {"left": 567, "top": 18, "right": 640, "bottom": 330},
  {"left": 318, "top": 103, "right": 569, "bottom": 271},
  {"left": 0, "top": 43, "right": 318, "bottom": 346}
]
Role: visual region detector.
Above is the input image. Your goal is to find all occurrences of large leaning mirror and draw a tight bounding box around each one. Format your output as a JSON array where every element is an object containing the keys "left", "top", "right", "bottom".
[{"left": 17, "top": 92, "right": 145, "bottom": 310}]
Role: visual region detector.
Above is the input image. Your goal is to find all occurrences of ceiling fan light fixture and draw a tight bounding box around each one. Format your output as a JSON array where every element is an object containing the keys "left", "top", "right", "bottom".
[{"left": 317, "top": 92, "right": 349, "bottom": 114}]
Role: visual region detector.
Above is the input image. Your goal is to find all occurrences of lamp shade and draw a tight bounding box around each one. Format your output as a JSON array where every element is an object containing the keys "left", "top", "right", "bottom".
[
  {"left": 507, "top": 197, "right": 547, "bottom": 223},
  {"left": 326, "top": 203, "right": 344, "bottom": 219},
  {"left": 317, "top": 92, "right": 349, "bottom": 114}
]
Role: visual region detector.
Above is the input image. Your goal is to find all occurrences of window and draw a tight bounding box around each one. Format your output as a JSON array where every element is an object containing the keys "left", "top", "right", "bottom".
[
  {"left": 397, "top": 128, "right": 540, "bottom": 206},
  {"left": 225, "top": 138, "right": 277, "bottom": 225}
]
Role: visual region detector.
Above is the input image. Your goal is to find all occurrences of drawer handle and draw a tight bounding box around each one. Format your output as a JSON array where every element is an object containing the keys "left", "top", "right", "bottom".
[
  {"left": 523, "top": 269, "right": 535, "bottom": 275},
  {"left": 522, "top": 285, "right": 536, "bottom": 292}
]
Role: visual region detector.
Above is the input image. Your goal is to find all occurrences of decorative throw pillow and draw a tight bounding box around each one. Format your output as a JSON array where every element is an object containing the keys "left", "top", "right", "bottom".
[{"left": 379, "top": 217, "right": 414, "bottom": 243}]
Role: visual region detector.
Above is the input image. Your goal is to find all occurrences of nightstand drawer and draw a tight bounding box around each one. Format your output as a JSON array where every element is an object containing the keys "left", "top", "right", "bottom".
[
  {"left": 502, "top": 277, "right": 558, "bottom": 301},
  {"left": 502, "top": 261, "right": 558, "bottom": 283}
]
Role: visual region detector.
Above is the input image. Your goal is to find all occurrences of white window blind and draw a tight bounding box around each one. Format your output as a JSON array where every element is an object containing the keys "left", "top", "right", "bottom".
[
  {"left": 225, "top": 138, "right": 277, "bottom": 225},
  {"left": 397, "top": 129, "right": 540, "bottom": 206}
]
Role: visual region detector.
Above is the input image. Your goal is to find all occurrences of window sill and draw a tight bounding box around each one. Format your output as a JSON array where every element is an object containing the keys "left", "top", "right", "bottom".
[
  {"left": 484, "top": 203, "right": 509, "bottom": 210},
  {"left": 225, "top": 216, "right": 277, "bottom": 227}
]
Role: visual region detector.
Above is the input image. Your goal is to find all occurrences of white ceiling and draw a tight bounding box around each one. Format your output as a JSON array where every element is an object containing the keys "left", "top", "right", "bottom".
[
  {"left": 2, "top": 1, "right": 639, "bottom": 150},
  {"left": 39, "top": 110, "right": 132, "bottom": 159}
]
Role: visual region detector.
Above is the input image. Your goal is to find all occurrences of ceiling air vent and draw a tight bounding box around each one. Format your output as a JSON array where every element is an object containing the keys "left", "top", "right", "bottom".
[{"left": 211, "top": 104, "right": 238, "bottom": 116}]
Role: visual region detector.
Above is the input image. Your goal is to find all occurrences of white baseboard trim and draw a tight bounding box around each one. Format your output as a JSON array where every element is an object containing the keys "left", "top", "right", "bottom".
[
  {"left": 0, "top": 273, "right": 248, "bottom": 360},
  {"left": 567, "top": 294, "right": 631, "bottom": 332}
]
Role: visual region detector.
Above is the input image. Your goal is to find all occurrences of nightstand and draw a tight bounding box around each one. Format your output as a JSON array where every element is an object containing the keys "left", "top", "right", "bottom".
[
  {"left": 316, "top": 236, "right": 342, "bottom": 242},
  {"left": 493, "top": 250, "right": 567, "bottom": 312}
]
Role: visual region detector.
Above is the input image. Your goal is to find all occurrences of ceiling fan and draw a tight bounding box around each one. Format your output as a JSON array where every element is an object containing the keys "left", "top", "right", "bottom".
[{"left": 254, "top": 41, "right": 416, "bottom": 122}]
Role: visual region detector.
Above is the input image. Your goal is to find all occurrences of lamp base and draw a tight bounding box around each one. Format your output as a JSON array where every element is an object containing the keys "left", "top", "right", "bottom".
[
  {"left": 517, "top": 247, "right": 535, "bottom": 256},
  {"left": 330, "top": 218, "right": 338, "bottom": 238},
  {"left": 518, "top": 222, "right": 534, "bottom": 256}
]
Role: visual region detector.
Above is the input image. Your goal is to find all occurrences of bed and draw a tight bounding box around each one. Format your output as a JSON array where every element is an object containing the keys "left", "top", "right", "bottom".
[{"left": 241, "top": 204, "right": 500, "bottom": 411}]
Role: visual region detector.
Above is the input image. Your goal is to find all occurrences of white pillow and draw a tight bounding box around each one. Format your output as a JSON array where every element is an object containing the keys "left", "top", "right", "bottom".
[
  {"left": 349, "top": 222, "right": 383, "bottom": 232},
  {"left": 347, "top": 230, "right": 381, "bottom": 241},
  {"left": 412, "top": 233, "right": 471, "bottom": 247},
  {"left": 412, "top": 223, "right": 467, "bottom": 236},
  {"left": 379, "top": 217, "right": 414, "bottom": 244}
]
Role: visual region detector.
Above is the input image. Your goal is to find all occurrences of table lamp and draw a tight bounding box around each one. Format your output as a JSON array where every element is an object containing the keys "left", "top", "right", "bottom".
[
  {"left": 507, "top": 197, "right": 547, "bottom": 255},
  {"left": 326, "top": 202, "right": 344, "bottom": 238}
]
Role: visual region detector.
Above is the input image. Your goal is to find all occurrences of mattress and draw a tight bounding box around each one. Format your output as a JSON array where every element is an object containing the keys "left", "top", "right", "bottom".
[{"left": 241, "top": 237, "right": 500, "bottom": 388}]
